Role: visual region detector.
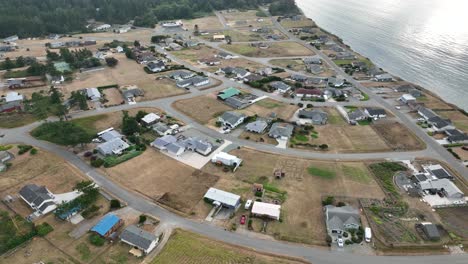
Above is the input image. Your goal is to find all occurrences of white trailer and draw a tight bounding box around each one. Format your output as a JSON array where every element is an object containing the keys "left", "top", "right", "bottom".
[{"left": 365, "top": 227, "right": 372, "bottom": 242}]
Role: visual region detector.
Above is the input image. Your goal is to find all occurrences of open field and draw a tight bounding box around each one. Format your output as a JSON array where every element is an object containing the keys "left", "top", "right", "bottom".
[
  {"left": 152, "top": 229, "right": 307, "bottom": 264},
  {"left": 0, "top": 145, "right": 86, "bottom": 194},
  {"left": 173, "top": 94, "right": 232, "bottom": 124},
  {"left": 372, "top": 121, "right": 425, "bottom": 151},
  {"left": 101, "top": 87, "right": 124, "bottom": 106},
  {"left": 101, "top": 150, "right": 219, "bottom": 214},
  {"left": 222, "top": 10, "right": 273, "bottom": 28},
  {"left": 269, "top": 58, "right": 334, "bottom": 77},
  {"left": 436, "top": 110, "right": 468, "bottom": 133},
  {"left": 436, "top": 207, "right": 468, "bottom": 240},
  {"left": 280, "top": 18, "right": 315, "bottom": 28},
  {"left": 201, "top": 148, "right": 385, "bottom": 244},
  {"left": 416, "top": 93, "right": 454, "bottom": 110},
  {"left": 240, "top": 99, "right": 299, "bottom": 120},
  {"left": 182, "top": 16, "right": 224, "bottom": 31},
  {"left": 0, "top": 112, "right": 37, "bottom": 128},
  {"left": 220, "top": 42, "right": 314, "bottom": 57}
]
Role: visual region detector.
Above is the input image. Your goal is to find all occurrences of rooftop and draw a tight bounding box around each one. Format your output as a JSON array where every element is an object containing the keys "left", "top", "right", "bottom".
[
  {"left": 91, "top": 214, "right": 121, "bottom": 236},
  {"left": 204, "top": 187, "right": 240, "bottom": 207}
]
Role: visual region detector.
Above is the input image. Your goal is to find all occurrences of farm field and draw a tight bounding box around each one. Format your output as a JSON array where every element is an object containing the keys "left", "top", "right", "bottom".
[
  {"left": 201, "top": 148, "right": 385, "bottom": 244},
  {"left": 173, "top": 94, "right": 233, "bottom": 124},
  {"left": 220, "top": 42, "right": 314, "bottom": 57},
  {"left": 436, "top": 207, "right": 468, "bottom": 240},
  {"left": 152, "top": 229, "right": 307, "bottom": 264},
  {"left": 101, "top": 149, "right": 219, "bottom": 214}
]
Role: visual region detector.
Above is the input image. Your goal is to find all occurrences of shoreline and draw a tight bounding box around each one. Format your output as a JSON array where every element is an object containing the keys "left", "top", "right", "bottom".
[{"left": 295, "top": 4, "right": 467, "bottom": 115}]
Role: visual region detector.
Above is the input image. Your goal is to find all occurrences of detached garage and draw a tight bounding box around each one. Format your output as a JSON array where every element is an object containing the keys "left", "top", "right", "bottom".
[
  {"left": 251, "top": 202, "right": 281, "bottom": 220},
  {"left": 203, "top": 188, "right": 241, "bottom": 209}
]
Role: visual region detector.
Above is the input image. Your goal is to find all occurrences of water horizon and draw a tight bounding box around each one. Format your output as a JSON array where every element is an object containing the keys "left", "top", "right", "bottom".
[{"left": 296, "top": 0, "right": 468, "bottom": 111}]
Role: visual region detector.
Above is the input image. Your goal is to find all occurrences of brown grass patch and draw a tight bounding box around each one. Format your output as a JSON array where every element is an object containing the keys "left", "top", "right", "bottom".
[
  {"left": 173, "top": 95, "right": 233, "bottom": 124},
  {"left": 436, "top": 110, "right": 468, "bottom": 133},
  {"left": 372, "top": 122, "right": 425, "bottom": 151},
  {"left": 220, "top": 42, "right": 314, "bottom": 57},
  {"left": 240, "top": 99, "right": 299, "bottom": 120},
  {"left": 101, "top": 87, "right": 124, "bottom": 106}
]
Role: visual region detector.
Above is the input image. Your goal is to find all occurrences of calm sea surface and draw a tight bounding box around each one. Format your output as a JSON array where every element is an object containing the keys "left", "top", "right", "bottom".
[{"left": 296, "top": 0, "right": 468, "bottom": 111}]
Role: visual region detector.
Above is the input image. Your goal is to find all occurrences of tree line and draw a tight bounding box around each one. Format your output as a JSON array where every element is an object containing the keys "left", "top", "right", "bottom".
[{"left": 0, "top": 0, "right": 301, "bottom": 37}]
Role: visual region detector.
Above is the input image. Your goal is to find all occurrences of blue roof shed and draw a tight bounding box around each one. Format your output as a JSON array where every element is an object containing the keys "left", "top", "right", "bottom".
[{"left": 91, "top": 214, "right": 121, "bottom": 236}]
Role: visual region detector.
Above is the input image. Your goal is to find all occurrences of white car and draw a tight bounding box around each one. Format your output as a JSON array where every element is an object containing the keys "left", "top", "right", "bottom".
[
  {"left": 244, "top": 199, "right": 252, "bottom": 210},
  {"left": 395, "top": 106, "right": 401, "bottom": 110},
  {"left": 337, "top": 238, "right": 344, "bottom": 247}
]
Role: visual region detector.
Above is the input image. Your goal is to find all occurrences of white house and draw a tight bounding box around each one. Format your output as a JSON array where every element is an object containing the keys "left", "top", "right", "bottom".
[
  {"left": 399, "top": 94, "right": 416, "bottom": 104},
  {"left": 141, "top": 113, "right": 161, "bottom": 126},
  {"left": 251, "top": 202, "right": 281, "bottom": 220},
  {"left": 86, "top": 88, "right": 101, "bottom": 101},
  {"left": 19, "top": 184, "right": 56, "bottom": 215},
  {"left": 93, "top": 24, "right": 111, "bottom": 31},
  {"left": 5, "top": 91, "right": 24, "bottom": 103},
  {"left": 204, "top": 187, "right": 241, "bottom": 209}
]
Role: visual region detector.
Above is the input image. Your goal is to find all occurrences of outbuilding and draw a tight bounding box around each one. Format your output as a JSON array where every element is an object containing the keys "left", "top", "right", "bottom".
[
  {"left": 251, "top": 202, "right": 281, "bottom": 220},
  {"left": 203, "top": 187, "right": 241, "bottom": 209}
]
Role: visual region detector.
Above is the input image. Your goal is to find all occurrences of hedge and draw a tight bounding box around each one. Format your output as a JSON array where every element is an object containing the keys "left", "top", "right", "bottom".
[{"left": 103, "top": 150, "right": 143, "bottom": 167}]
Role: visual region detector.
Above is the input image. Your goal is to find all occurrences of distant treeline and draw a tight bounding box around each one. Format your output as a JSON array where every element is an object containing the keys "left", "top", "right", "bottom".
[{"left": 0, "top": 0, "right": 301, "bottom": 38}]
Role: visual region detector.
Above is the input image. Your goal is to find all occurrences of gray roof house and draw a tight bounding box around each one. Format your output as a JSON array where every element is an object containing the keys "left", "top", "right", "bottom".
[
  {"left": 269, "top": 123, "right": 294, "bottom": 139},
  {"left": 445, "top": 129, "right": 468, "bottom": 144},
  {"left": 427, "top": 116, "right": 454, "bottom": 131},
  {"left": 417, "top": 107, "right": 438, "bottom": 120},
  {"left": 303, "top": 56, "right": 322, "bottom": 64},
  {"left": 120, "top": 225, "right": 158, "bottom": 254},
  {"left": 298, "top": 110, "right": 328, "bottom": 125},
  {"left": 0, "top": 151, "right": 13, "bottom": 163},
  {"left": 417, "top": 179, "right": 464, "bottom": 199},
  {"left": 224, "top": 96, "right": 253, "bottom": 109},
  {"left": 100, "top": 130, "right": 124, "bottom": 142},
  {"left": 150, "top": 135, "right": 177, "bottom": 150},
  {"left": 19, "top": 184, "right": 56, "bottom": 215},
  {"left": 147, "top": 61, "right": 166, "bottom": 72},
  {"left": 86, "top": 88, "right": 101, "bottom": 101},
  {"left": 181, "top": 138, "right": 213, "bottom": 156},
  {"left": 420, "top": 222, "right": 441, "bottom": 241},
  {"left": 270, "top": 81, "right": 291, "bottom": 93},
  {"left": 218, "top": 111, "right": 246, "bottom": 128},
  {"left": 245, "top": 119, "right": 269, "bottom": 134},
  {"left": 203, "top": 187, "right": 241, "bottom": 209},
  {"left": 168, "top": 70, "right": 196, "bottom": 80},
  {"left": 364, "top": 108, "right": 386, "bottom": 119},
  {"left": 328, "top": 77, "right": 345, "bottom": 87},
  {"left": 152, "top": 122, "right": 171, "bottom": 136},
  {"left": 96, "top": 138, "right": 130, "bottom": 156},
  {"left": 166, "top": 142, "right": 185, "bottom": 156},
  {"left": 324, "top": 205, "right": 361, "bottom": 235},
  {"left": 307, "top": 64, "right": 324, "bottom": 75},
  {"left": 348, "top": 109, "right": 367, "bottom": 122}
]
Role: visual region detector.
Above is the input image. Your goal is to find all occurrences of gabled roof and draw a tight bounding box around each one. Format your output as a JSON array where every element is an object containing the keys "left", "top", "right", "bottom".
[
  {"left": 204, "top": 187, "right": 240, "bottom": 207},
  {"left": 91, "top": 214, "right": 121, "bottom": 236},
  {"left": 421, "top": 223, "right": 440, "bottom": 239},
  {"left": 100, "top": 130, "right": 123, "bottom": 142},
  {"left": 147, "top": 61, "right": 165, "bottom": 69},
  {"left": 418, "top": 107, "right": 437, "bottom": 119},
  {"left": 252, "top": 202, "right": 281, "bottom": 219},
  {"left": 269, "top": 123, "right": 294, "bottom": 138},
  {"left": 5, "top": 92, "right": 24, "bottom": 102},
  {"left": 365, "top": 108, "right": 386, "bottom": 116},
  {"left": 245, "top": 119, "right": 268, "bottom": 133},
  {"left": 445, "top": 129, "right": 468, "bottom": 142},
  {"left": 120, "top": 225, "right": 157, "bottom": 251},
  {"left": 151, "top": 135, "right": 177, "bottom": 149},
  {"left": 428, "top": 116, "right": 452, "bottom": 129},
  {"left": 418, "top": 179, "right": 463, "bottom": 198},
  {"left": 270, "top": 81, "right": 291, "bottom": 91},
  {"left": 19, "top": 184, "right": 53, "bottom": 207},
  {"left": 97, "top": 138, "right": 129, "bottom": 155},
  {"left": 298, "top": 109, "right": 328, "bottom": 122},
  {"left": 141, "top": 113, "right": 160, "bottom": 124},
  {"left": 218, "top": 87, "right": 241, "bottom": 100},
  {"left": 325, "top": 205, "right": 360, "bottom": 231},
  {"left": 153, "top": 122, "right": 170, "bottom": 133},
  {"left": 219, "top": 111, "right": 245, "bottom": 126},
  {"left": 348, "top": 109, "right": 367, "bottom": 120},
  {"left": 166, "top": 142, "right": 185, "bottom": 154}
]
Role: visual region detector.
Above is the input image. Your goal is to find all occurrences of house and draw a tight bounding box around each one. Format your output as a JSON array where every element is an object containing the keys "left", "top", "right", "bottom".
[
  {"left": 50, "top": 75, "right": 65, "bottom": 85},
  {"left": 96, "top": 138, "right": 130, "bottom": 156},
  {"left": 374, "top": 73, "right": 393, "bottom": 82},
  {"left": 351, "top": 61, "right": 367, "bottom": 71},
  {"left": 303, "top": 56, "right": 322, "bottom": 64},
  {"left": 199, "top": 57, "right": 221, "bottom": 66},
  {"left": 270, "top": 81, "right": 291, "bottom": 93},
  {"left": 298, "top": 110, "right": 328, "bottom": 125},
  {"left": 427, "top": 116, "right": 454, "bottom": 131},
  {"left": 422, "top": 164, "right": 453, "bottom": 180},
  {"left": 86, "top": 88, "right": 101, "bottom": 102},
  {"left": 348, "top": 109, "right": 367, "bottom": 122},
  {"left": 182, "top": 138, "right": 213, "bottom": 156},
  {"left": 305, "top": 77, "right": 327, "bottom": 88},
  {"left": 324, "top": 88, "right": 343, "bottom": 99},
  {"left": 4, "top": 92, "right": 24, "bottom": 103},
  {"left": 307, "top": 64, "right": 324, "bottom": 75},
  {"left": 50, "top": 42, "right": 64, "bottom": 49},
  {"left": 168, "top": 70, "right": 196, "bottom": 81},
  {"left": 91, "top": 214, "right": 123, "bottom": 238},
  {"left": 328, "top": 77, "right": 345, "bottom": 87},
  {"left": 93, "top": 24, "right": 111, "bottom": 31},
  {"left": 115, "top": 26, "right": 131, "bottom": 34},
  {"left": 166, "top": 142, "right": 185, "bottom": 156},
  {"left": 290, "top": 74, "right": 309, "bottom": 82},
  {"left": 1, "top": 94, "right": 23, "bottom": 112},
  {"left": 204, "top": 188, "right": 241, "bottom": 209},
  {"left": 410, "top": 89, "right": 422, "bottom": 98},
  {"left": 417, "top": 107, "right": 437, "bottom": 120},
  {"left": 217, "top": 87, "right": 241, "bottom": 100},
  {"left": 232, "top": 68, "right": 250, "bottom": 79},
  {"left": 0, "top": 151, "right": 12, "bottom": 163},
  {"left": 212, "top": 35, "right": 226, "bottom": 41},
  {"left": 116, "top": 46, "right": 124, "bottom": 53},
  {"left": 324, "top": 205, "right": 361, "bottom": 235},
  {"left": 120, "top": 225, "right": 158, "bottom": 255},
  {"left": 122, "top": 87, "right": 144, "bottom": 102},
  {"left": 335, "top": 51, "right": 356, "bottom": 60},
  {"left": 3, "top": 35, "right": 19, "bottom": 43},
  {"left": 251, "top": 202, "right": 281, "bottom": 220},
  {"left": 0, "top": 45, "right": 14, "bottom": 52},
  {"left": 48, "top": 34, "right": 61, "bottom": 40},
  {"left": 295, "top": 88, "right": 322, "bottom": 98},
  {"left": 245, "top": 119, "right": 269, "bottom": 134},
  {"left": 211, "top": 152, "right": 242, "bottom": 167},
  {"left": 364, "top": 108, "right": 386, "bottom": 119},
  {"left": 244, "top": 74, "right": 264, "bottom": 83},
  {"left": 98, "top": 129, "right": 124, "bottom": 142},
  {"left": 223, "top": 96, "right": 248, "bottom": 109},
  {"left": 152, "top": 123, "right": 172, "bottom": 136},
  {"left": 136, "top": 52, "right": 157, "bottom": 64},
  {"left": 417, "top": 178, "right": 464, "bottom": 199},
  {"left": 141, "top": 113, "right": 161, "bottom": 126},
  {"left": 161, "top": 20, "right": 182, "bottom": 28},
  {"left": 146, "top": 61, "right": 166, "bottom": 72},
  {"left": 399, "top": 94, "right": 416, "bottom": 104},
  {"left": 150, "top": 135, "right": 177, "bottom": 150},
  {"left": 420, "top": 222, "right": 441, "bottom": 241},
  {"left": 19, "top": 184, "right": 56, "bottom": 215},
  {"left": 218, "top": 111, "right": 245, "bottom": 128},
  {"left": 256, "top": 67, "right": 273, "bottom": 76},
  {"left": 269, "top": 123, "right": 294, "bottom": 139},
  {"left": 168, "top": 43, "right": 182, "bottom": 51},
  {"left": 445, "top": 129, "right": 468, "bottom": 144},
  {"left": 216, "top": 51, "right": 235, "bottom": 60},
  {"left": 176, "top": 76, "right": 210, "bottom": 88}
]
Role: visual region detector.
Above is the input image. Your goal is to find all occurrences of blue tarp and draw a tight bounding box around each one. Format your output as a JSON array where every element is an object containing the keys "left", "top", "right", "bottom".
[{"left": 91, "top": 214, "right": 120, "bottom": 236}]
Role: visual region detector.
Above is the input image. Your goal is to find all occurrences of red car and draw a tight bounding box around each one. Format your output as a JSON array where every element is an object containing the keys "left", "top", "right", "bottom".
[{"left": 240, "top": 215, "right": 246, "bottom": 225}]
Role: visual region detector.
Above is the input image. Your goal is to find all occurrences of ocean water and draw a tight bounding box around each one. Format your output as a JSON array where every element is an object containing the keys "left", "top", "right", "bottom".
[{"left": 296, "top": 0, "right": 468, "bottom": 111}]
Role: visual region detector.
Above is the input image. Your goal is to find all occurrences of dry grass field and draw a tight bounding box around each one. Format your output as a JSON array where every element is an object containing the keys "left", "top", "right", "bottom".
[
  {"left": 201, "top": 148, "right": 385, "bottom": 244},
  {"left": 240, "top": 99, "right": 299, "bottom": 120},
  {"left": 0, "top": 145, "right": 86, "bottom": 193},
  {"left": 269, "top": 58, "right": 335, "bottom": 77},
  {"left": 372, "top": 121, "right": 425, "bottom": 151},
  {"left": 173, "top": 94, "right": 233, "bottom": 124},
  {"left": 101, "top": 150, "right": 219, "bottom": 214},
  {"left": 222, "top": 10, "right": 273, "bottom": 28},
  {"left": 101, "top": 87, "right": 124, "bottom": 106},
  {"left": 280, "top": 18, "right": 315, "bottom": 28},
  {"left": 182, "top": 16, "right": 224, "bottom": 31},
  {"left": 152, "top": 229, "right": 307, "bottom": 264},
  {"left": 436, "top": 110, "right": 468, "bottom": 133},
  {"left": 0, "top": 112, "right": 37, "bottom": 128},
  {"left": 220, "top": 42, "right": 314, "bottom": 57},
  {"left": 416, "top": 94, "right": 454, "bottom": 110}
]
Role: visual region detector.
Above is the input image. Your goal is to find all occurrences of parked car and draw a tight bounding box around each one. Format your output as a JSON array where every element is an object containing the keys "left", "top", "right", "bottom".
[
  {"left": 244, "top": 199, "right": 252, "bottom": 210},
  {"left": 240, "top": 215, "right": 246, "bottom": 225},
  {"left": 395, "top": 106, "right": 401, "bottom": 110},
  {"left": 337, "top": 237, "right": 344, "bottom": 247}
]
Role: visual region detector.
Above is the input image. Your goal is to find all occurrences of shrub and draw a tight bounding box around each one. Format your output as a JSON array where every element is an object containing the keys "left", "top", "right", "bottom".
[
  {"left": 89, "top": 234, "right": 105, "bottom": 246},
  {"left": 81, "top": 205, "right": 99, "bottom": 219},
  {"left": 18, "top": 145, "right": 33, "bottom": 155},
  {"left": 139, "top": 214, "right": 147, "bottom": 224},
  {"left": 319, "top": 144, "right": 328, "bottom": 150},
  {"left": 231, "top": 223, "right": 237, "bottom": 231},
  {"left": 255, "top": 191, "right": 263, "bottom": 197},
  {"left": 326, "top": 235, "right": 332, "bottom": 245},
  {"left": 110, "top": 199, "right": 121, "bottom": 209},
  {"left": 336, "top": 201, "right": 346, "bottom": 207},
  {"left": 297, "top": 103, "right": 304, "bottom": 107},
  {"left": 90, "top": 158, "right": 104, "bottom": 168},
  {"left": 84, "top": 151, "right": 93, "bottom": 157},
  {"left": 36, "top": 222, "right": 54, "bottom": 236},
  {"left": 248, "top": 219, "right": 253, "bottom": 230},
  {"left": 29, "top": 148, "right": 38, "bottom": 155},
  {"left": 322, "top": 196, "right": 334, "bottom": 206}
]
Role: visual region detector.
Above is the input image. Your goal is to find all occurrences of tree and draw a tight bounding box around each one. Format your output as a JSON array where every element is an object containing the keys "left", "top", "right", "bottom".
[
  {"left": 121, "top": 111, "right": 140, "bottom": 136},
  {"left": 31, "top": 121, "right": 94, "bottom": 146},
  {"left": 110, "top": 199, "right": 121, "bottom": 209},
  {"left": 46, "top": 50, "right": 60, "bottom": 61},
  {"left": 49, "top": 86, "right": 63, "bottom": 104},
  {"left": 133, "top": 40, "right": 141, "bottom": 47},
  {"left": 105, "top": 57, "right": 118, "bottom": 67},
  {"left": 194, "top": 24, "right": 199, "bottom": 36},
  {"left": 70, "top": 91, "right": 88, "bottom": 110},
  {"left": 135, "top": 110, "right": 148, "bottom": 122},
  {"left": 3, "top": 58, "right": 14, "bottom": 69}
]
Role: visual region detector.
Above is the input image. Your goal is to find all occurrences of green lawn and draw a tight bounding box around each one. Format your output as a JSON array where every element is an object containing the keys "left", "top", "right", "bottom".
[
  {"left": 360, "top": 93, "right": 370, "bottom": 101},
  {"left": 0, "top": 112, "right": 37, "bottom": 128},
  {"left": 357, "top": 119, "right": 372, "bottom": 126},
  {"left": 71, "top": 114, "right": 109, "bottom": 135},
  {"left": 0, "top": 210, "right": 36, "bottom": 254},
  {"left": 307, "top": 166, "right": 336, "bottom": 179},
  {"left": 76, "top": 243, "right": 91, "bottom": 261},
  {"left": 342, "top": 165, "right": 372, "bottom": 183},
  {"left": 333, "top": 59, "right": 353, "bottom": 66},
  {"left": 256, "top": 99, "right": 282, "bottom": 109},
  {"left": 294, "top": 134, "right": 309, "bottom": 142}
]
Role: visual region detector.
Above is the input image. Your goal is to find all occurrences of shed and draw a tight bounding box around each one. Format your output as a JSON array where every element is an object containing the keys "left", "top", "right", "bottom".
[
  {"left": 204, "top": 187, "right": 240, "bottom": 209},
  {"left": 420, "top": 222, "right": 440, "bottom": 241},
  {"left": 141, "top": 113, "right": 161, "bottom": 126},
  {"left": 251, "top": 202, "right": 281, "bottom": 220}
]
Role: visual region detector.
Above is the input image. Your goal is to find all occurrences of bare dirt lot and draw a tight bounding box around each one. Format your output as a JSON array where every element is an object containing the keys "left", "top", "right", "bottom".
[
  {"left": 101, "top": 87, "right": 124, "bottom": 106},
  {"left": 220, "top": 42, "right": 314, "bottom": 57},
  {"left": 201, "top": 148, "right": 385, "bottom": 244},
  {"left": 173, "top": 94, "right": 233, "bottom": 124},
  {"left": 416, "top": 94, "right": 454, "bottom": 110},
  {"left": 372, "top": 121, "right": 425, "bottom": 151},
  {"left": 240, "top": 98, "right": 299, "bottom": 120},
  {"left": 101, "top": 150, "right": 219, "bottom": 214}
]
